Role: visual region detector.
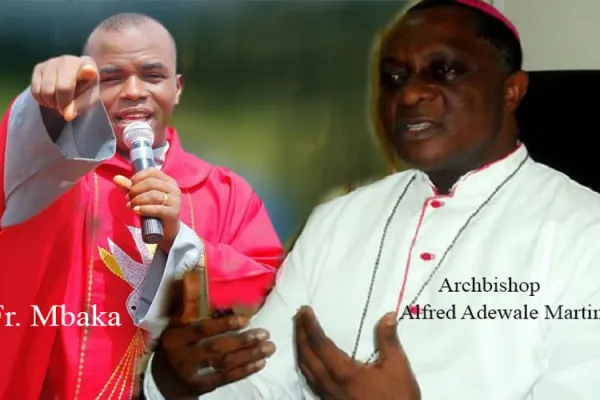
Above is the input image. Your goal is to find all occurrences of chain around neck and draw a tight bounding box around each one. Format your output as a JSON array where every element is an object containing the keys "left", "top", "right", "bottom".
[{"left": 350, "top": 155, "right": 529, "bottom": 362}]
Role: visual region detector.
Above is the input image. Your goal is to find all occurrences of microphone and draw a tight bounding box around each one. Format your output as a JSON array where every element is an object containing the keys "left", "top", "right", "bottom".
[{"left": 123, "top": 121, "right": 164, "bottom": 244}]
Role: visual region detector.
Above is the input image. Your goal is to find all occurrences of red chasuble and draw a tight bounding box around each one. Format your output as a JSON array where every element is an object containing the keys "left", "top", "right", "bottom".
[{"left": 0, "top": 103, "right": 283, "bottom": 399}]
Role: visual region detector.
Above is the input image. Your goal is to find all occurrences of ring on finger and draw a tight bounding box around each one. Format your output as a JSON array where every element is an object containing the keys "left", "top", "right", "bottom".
[{"left": 161, "top": 192, "right": 168, "bottom": 206}]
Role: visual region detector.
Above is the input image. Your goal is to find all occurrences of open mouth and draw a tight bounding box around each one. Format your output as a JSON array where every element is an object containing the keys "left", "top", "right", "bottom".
[
  {"left": 116, "top": 114, "right": 152, "bottom": 124},
  {"left": 406, "top": 122, "right": 434, "bottom": 132},
  {"left": 396, "top": 119, "right": 441, "bottom": 142},
  {"left": 114, "top": 109, "right": 154, "bottom": 126}
]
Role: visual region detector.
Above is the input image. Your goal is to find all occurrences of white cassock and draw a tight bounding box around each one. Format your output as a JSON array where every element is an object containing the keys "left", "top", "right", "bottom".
[{"left": 145, "top": 144, "right": 600, "bottom": 399}]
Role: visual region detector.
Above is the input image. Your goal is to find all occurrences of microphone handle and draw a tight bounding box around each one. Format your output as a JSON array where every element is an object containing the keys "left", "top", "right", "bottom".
[
  {"left": 141, "top": 216, "right": 164, "bottom": 244},
  {"left": 131, "top": 142, "right": 164, "bottom": 244}
]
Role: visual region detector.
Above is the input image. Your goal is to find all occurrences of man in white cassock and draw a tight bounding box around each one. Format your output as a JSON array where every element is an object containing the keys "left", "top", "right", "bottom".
[{"left": 144, "top": 1, "right": 600, "bottom": 399}]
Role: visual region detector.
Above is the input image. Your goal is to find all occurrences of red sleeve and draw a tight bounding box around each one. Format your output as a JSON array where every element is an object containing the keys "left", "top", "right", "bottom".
[{"left": 203, "top": 172, "right": 285, "bottom": 309}]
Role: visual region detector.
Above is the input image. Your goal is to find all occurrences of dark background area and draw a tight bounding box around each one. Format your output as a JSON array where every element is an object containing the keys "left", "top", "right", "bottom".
[{"left": 516, "top": 71, "right": 600, "bottom": 193}]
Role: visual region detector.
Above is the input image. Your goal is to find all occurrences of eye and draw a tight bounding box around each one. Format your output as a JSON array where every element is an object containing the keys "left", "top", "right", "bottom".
[
  {"left": 429, "top": 60, "right": 466, "bottom": 82},
  {"left": 144, "top": 73, "right": 166, "bottom": 82},
  {"left": 100, "top": 77, "right": 121, "bottom": 85},
  {"left": 380, "top": 70, "right": 407, "bottom": 88}
]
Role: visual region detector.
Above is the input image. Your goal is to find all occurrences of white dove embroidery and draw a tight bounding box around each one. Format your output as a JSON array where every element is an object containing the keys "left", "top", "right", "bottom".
[{"left": 98, "top": 226, "right": 157, "bottom": 321}]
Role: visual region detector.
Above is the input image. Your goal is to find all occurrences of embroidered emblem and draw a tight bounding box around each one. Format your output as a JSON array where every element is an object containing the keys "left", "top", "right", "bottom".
[{"left": 98, "top": 226, "right": 157, "bottom": 321}]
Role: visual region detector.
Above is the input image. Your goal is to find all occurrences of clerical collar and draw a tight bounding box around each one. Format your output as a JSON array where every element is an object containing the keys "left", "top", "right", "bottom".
[
  {"left": 418, "top": 143, "right": 530, "bottom": 198},
  {"left": 152, "top": 142, "right": 169, "bottom": 170}
]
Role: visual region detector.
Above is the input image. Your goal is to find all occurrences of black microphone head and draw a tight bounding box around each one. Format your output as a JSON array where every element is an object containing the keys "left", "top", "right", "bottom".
[{"left": 123, "top": 121, "right": 155, "bottom": 149}]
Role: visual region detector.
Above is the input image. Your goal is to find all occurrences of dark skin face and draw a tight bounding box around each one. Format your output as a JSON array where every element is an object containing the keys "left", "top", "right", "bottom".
[
  {"left": 86, "top": 21, "right": 183, "bottom": 151},
  {"left": 379, "top": 6, "right": 528, "bottom": 192}
]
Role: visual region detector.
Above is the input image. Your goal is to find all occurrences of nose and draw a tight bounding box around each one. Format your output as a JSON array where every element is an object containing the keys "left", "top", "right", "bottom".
[
  {"left": 397, "top": 78, "right": 438, "bottom": 107},
  {"left": 120, "top": 76, "right": 148, "bottom": 101}
]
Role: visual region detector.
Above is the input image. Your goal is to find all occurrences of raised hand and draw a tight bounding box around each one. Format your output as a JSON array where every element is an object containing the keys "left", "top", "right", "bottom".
[
  {"left": 151, "top": 272, "right": 275, "bottom": 397},
  {"left": 30, "top": 55, "right": 99, "bottom": 121},
  {"left": 295, "top": 306, "right": 421, "bottom": 400}
]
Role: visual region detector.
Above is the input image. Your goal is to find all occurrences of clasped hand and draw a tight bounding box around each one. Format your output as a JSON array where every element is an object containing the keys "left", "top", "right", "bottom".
[
  {"left": 114, "top": 168, "right": 181, "bottom": 252},
  {"left": 295, "top": 306, "right": 421, "bottom": 400},
  {"left": 151, "top": 272, "right": 275, "bottom": 397}
]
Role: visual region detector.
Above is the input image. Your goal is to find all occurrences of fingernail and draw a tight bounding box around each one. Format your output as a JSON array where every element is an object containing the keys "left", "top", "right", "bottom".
[
  {"left": 239, "top": 315, "right": 250, "bottom": 326},
  {"left": 385, "top": 313, "right": 397, "bottom": 326},
  {"left": 64, "top": 107, "right": 76, "bottom": 121},
  {"left": 230, "top": 315, "right": 247, "bottom": 329},
  {"left": 126, "top": 202, "right": 131, "bottom": 208},
  {"left": 255, "top": 330, "right": 268, "bottom": 341},
  {"left": 260, "top": 342, "right": 275, "bottom": 355},
  {"left": 125, "top": 194, "right": 130, "bottom": 201},
  {"left": 253, "top": 360, "right": 266, "bottom": 369},
  {"left": 133, "top": 206, "right": 141, "bottom": 213},
  {"left": 82, "top": 64, "right": 96, "bottom": 73}
]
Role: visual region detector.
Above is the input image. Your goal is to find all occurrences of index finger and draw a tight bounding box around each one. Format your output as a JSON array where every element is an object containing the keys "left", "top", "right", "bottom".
[
  {"left": 113, "top": 175, "right": 132, "bottom": 191},
  {"left": 77, "top": 60, "right": 98, "bottom": 83},
  {"left": 130, "top": 168, "right": 165, "bottom": 184},
  {"left": 294, "top": 310, "right": 339, "bottom": 394},
  {"left": 296, "top": 306, "right": 352, "bottom": 374},
  {"left": 63, "top": 60, "right": 98, "bottom": 120},
  {"left": 164, "top": 315, "right": 250, "bottom": 348}
]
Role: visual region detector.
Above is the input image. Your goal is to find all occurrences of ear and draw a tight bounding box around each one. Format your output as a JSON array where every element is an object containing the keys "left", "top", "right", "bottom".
[
  {"left": 504, "top": 70, "right": 528, "bottom": 112},
  {"left": 175, "top": 74, "right": 184, "bottom": 106}
]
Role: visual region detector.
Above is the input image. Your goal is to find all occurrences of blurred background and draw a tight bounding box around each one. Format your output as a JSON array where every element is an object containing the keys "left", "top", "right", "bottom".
[{"left": 0, "top": 1, "right": 410, "bottom": 244}]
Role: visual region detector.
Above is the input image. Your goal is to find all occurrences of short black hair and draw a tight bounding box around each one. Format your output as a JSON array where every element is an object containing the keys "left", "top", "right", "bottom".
[
  {"left": 407, "top": 0, "right": 522, "bottom": 74},
  {"left": 95, "top": 12, "right": 153, "bottom": 32},
  {"left": 82, "top": 12, "right": 177, "bottom": 64}
]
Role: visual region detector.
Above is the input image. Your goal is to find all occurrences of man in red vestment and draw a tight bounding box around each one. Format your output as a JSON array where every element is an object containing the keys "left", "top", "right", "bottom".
[{"left": 0, "top": 13, "right": 283, "bottom": 399}]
